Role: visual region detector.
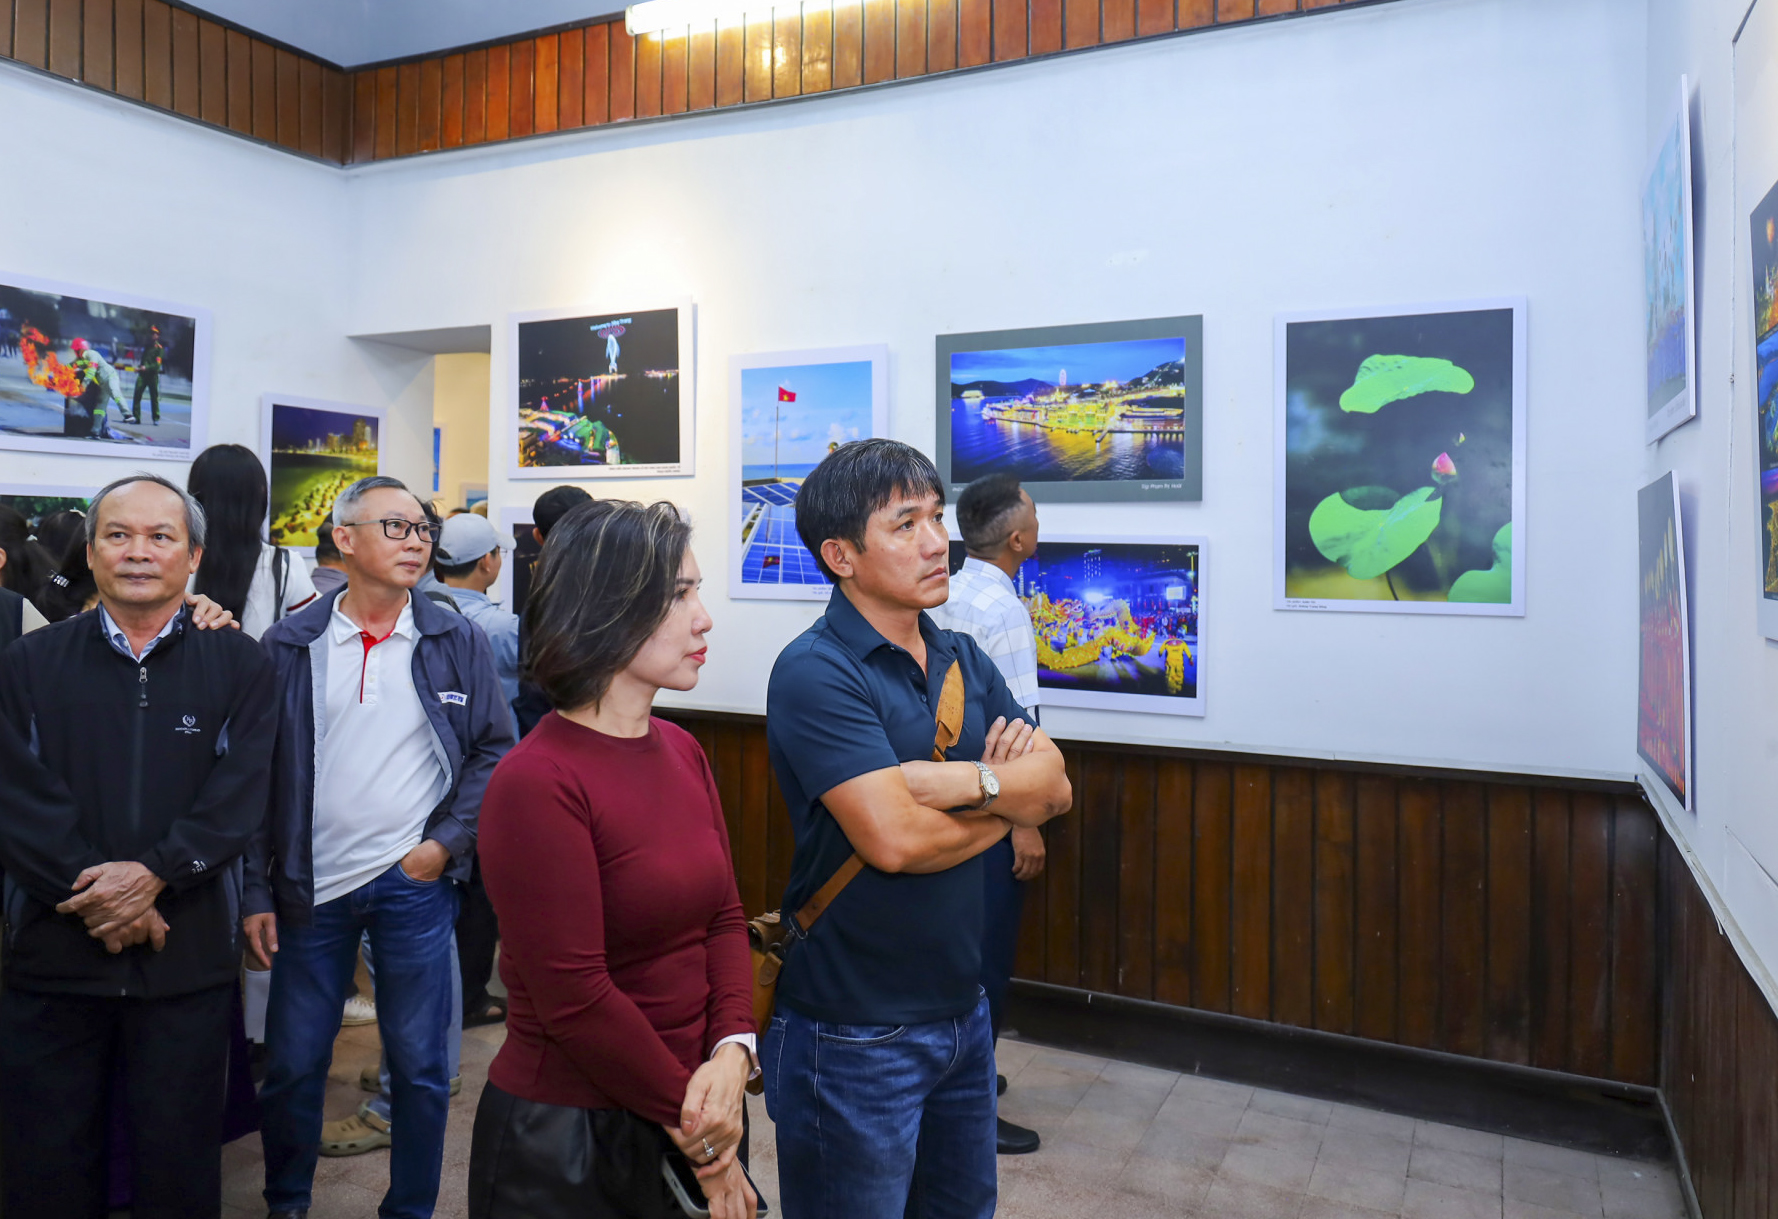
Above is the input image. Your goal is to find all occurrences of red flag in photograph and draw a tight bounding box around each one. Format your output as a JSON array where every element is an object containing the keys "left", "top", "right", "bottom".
[{"left": 778, "top": 387, "right": 796, "bottom": 402}]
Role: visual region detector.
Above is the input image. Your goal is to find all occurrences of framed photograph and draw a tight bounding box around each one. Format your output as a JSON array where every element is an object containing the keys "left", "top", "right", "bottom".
[
  {"left": 431, "top": 426, "right": 443, "bottom": 495},
  {"left": 1644, "top": 77, "right": 1697, "bottom": 443},
  {"left": 0, "top": 271, "right": 210, "bottom": 460},
  {"left": 509, "top": 302, "right": 695, "bottom": 479},
  {"left": 461, "top": 484, "right": 489, "bottom": 513},
  {"left": 1275, "top": 300, "right": 1527, "bottom": 616},
  {"left": 495, "top": 507, "right": 540, "bottom": 620},
  {"left": 1637, "top": 473, "right": 1692, "bottom": 813},
  {"left": 1749, "top": 179, "right": 1778, "bottom": 638},
  {"left": 935, "top": 316, "right": 1204, "bottom": 503},
  {"left": 948, "top": 535, "right": 1205, "bottom": 716},
  {"left": 730, "top": 345, "right": 889, "bottom": 600},
  {"left": 258, "top": 395, "right": 383, "bottom": 550}
]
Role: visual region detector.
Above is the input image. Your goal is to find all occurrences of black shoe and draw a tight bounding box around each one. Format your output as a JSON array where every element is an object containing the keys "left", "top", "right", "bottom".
[
  {"left": 996, "top": 1117, "right": 1040, "bottom": 1155},
  {"left": 997, "top": 1073, "right": 1007, "bottom": 1097}
]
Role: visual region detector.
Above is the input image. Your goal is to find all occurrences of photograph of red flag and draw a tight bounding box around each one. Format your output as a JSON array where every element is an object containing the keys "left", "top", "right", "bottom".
[{"left": 778, "top": 386, "right": 796, "bottom": 402}]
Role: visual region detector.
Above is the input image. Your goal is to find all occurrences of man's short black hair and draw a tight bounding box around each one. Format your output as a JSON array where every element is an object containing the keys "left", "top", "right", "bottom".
[
  {"left": 534, "top": 485, "right": 593, "bottom": 539},
  {"left": 314, "top": 514, "right": 340, "bottom": 561},
  {"left": 955, "top": 473, "right": 1026, "bottom": 555},
  {"left": 794, "top": 439, "right": 945, "bottom": 582}
]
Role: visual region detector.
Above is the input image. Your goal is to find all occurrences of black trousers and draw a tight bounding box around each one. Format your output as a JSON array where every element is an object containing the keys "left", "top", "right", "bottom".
[
  {"left": 0, "top": 981, "right": 234, "bottom": 1219},
  {"left": 457, "top": 855, "right": 501, "bottom": 1011},
  {"left": 980, "top": 835, "right": 1027, "bottom": 1041}
]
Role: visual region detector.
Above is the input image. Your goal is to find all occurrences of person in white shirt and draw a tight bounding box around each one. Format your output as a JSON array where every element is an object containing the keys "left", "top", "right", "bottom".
[
  {"left": 186, "top": 445, "right": 318, "bottom": 640},
  {"left": 930, "top": 471, "right": 1049, "bottom": 1157}
]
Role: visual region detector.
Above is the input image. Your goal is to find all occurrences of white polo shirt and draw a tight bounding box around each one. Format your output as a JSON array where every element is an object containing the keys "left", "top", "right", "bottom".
[{"left": 310, "top": 596, "right": 449, "bottom": 906}]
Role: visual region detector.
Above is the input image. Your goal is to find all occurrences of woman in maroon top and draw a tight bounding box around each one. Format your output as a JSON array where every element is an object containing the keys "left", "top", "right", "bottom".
[{"left": 469, "top": 500, "right": 757, "bottom": 1219}]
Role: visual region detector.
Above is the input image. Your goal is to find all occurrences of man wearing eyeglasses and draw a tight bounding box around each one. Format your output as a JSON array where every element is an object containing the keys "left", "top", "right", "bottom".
[{"left": 247, "top": 476, "right": 515, "bottom": 1219}]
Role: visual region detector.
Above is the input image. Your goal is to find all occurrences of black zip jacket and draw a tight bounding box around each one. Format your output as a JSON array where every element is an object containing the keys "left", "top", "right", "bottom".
[{"left": 0, "top": 607, "right": 277, "bottom": 998}]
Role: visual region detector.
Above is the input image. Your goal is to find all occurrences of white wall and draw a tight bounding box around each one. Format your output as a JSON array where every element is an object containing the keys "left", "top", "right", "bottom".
[
  {"left": 189, "top": 0, "right": 627, "bottom": 68},
  {"left": 1644, "top": 0, "right": 1778, "bottom": 1004},
  {"left": 0, "top": 68, "right": 369, "bottom": 495},
  {"left": 344, "top": 0, "right": 1649, "bottom": 780}
]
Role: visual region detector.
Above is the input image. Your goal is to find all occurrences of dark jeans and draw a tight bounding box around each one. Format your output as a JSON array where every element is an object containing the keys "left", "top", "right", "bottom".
[
  {"left": 456, "top": 854, "right": 500, "bottom": 1013},
  {"left": 260, "top": 862, "right": 459, "bottom": 1219},
  {"left": 763, "top": 994, "right": 997, "bottom": 1219},
  {"left": 0, "top": 980, "right": 234, "bottom": 1219},
  {"left": 979, "top": 835, "right": 1026, "bottom": 1042}
]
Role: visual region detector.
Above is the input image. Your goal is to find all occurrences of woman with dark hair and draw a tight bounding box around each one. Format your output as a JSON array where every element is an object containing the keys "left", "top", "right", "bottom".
[
  {"left": 31, "top": 532, "right": 97, "bottom": 624},
  {"left": 31, "top": 510, "right": 86, "bottom": 571},
  {"left": 187, "top": 443, "right": 317, "bottom": 638},
  {"left": 0, "top": 505, "right": 53, "bottom": 601},
  {"left": 470, "top": 500, "right": 757, "bottom": 1219}
]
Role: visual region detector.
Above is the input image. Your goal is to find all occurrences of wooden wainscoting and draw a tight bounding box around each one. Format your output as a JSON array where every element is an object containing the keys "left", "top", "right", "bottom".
[
  {"left": 660, "top": 709, "right": 1661, "bottom": 1089},
  {"left": 1661, "top": 838, "right": 1778, "bottom": 1218}
]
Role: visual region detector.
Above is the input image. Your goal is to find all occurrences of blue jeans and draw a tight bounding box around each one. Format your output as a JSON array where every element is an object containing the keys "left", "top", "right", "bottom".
[
  {"left": 363, "top": 929, "right": 462, "bottom": 1124},
  {"left": 763, "top": 994, "right": 997, "bottom": 1219},
  {"left": 260, "top": 863, "right": 460, "bottom": 1219}
]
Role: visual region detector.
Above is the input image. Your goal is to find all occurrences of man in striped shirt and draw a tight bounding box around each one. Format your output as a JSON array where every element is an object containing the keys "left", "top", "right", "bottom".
[{"left": 932, "top": 472, "right": 1048, "bottom": 1156}]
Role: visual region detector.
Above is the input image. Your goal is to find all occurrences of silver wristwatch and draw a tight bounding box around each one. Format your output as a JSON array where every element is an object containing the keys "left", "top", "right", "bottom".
[{"left": 971, "top": 761, "right": 1001, "bottom": 810}]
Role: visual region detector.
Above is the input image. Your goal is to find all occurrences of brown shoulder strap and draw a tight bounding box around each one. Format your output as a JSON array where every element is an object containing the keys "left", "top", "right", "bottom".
[
  {"left": 931, "top": 661, "right": 965, "bottom": 763},
  {"left": 793, "top": 660, "right": 967, "bottom": 933}
]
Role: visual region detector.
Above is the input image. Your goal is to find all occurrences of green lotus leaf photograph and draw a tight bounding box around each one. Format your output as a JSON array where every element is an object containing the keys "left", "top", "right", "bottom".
[{"left": 1275, "top": 302, "right": 1526, "bottom": 616}]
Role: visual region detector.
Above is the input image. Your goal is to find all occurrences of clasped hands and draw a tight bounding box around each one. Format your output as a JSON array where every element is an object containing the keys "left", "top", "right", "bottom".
[
  {"left": 661, "top": 1041, "right": 757, "bottom": 1219},
  {"left": 55, "top": 861, "right": 168, "bottom": 954},
  {"left": 898, "top": 714, "right": 1038, "bottom": 814}
]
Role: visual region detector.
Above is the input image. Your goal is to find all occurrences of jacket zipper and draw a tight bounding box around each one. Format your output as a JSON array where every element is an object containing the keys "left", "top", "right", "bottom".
[{"left": 131, "top": 665, "right": 146, "bottom": 838}]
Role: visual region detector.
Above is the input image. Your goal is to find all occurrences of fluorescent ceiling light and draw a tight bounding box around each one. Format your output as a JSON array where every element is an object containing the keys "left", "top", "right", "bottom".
[{"left": 626, "top": 0, "right": 751, "bottom": 35}]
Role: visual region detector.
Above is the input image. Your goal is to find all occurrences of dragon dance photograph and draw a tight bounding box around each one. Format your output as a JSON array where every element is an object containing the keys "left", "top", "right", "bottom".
[
  {"left": 0, "top": 274, "right": 208, "bottom": 459},
  {"left": 954, "top": 537, "right": 1205, "bottom": 716},
  {"left": 512, "top": 305, "right": 689, "bottom": 477}
]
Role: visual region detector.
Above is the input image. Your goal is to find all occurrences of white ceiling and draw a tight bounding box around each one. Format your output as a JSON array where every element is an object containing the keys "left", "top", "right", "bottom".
[{"left": 189, "top": 0, "right": 629, "bottom": 68}]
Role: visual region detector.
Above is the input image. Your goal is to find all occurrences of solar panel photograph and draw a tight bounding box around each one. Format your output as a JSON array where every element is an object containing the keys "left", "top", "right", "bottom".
[{"left": 734, "top": 356, "right": 878, "bottom": 597}]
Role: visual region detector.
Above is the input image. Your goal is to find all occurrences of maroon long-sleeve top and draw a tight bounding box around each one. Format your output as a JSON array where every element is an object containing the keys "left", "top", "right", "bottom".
[{"left": 478, "top": 712, "right": 755, "bottom": 1126}]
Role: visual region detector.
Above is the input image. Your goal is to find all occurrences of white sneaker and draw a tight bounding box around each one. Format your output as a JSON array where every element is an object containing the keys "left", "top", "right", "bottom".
[{"left": 341, "top": 994, "right": 378, "bottom": 1026}]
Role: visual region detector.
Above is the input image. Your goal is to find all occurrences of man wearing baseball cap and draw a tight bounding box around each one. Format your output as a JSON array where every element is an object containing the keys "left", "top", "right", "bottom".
[
  {"left": 431, "top": 512, "right": 519, "bottom": 1033},
  {"left": 433, "top": 513, "right": 518, "bottom": 725}
]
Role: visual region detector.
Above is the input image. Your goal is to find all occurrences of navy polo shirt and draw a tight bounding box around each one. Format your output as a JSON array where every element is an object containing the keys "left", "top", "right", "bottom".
[{"left": 766, "top": 586, "right": 1026, "bottom": 1025}]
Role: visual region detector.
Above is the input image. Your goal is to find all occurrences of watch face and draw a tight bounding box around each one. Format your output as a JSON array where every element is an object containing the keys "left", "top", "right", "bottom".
[{"left": 982, "top": 766, "right": 1001, "bottom": 797}]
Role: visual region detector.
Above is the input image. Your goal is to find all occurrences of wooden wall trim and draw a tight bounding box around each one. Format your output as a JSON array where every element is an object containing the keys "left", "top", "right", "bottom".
[
  {"left": 2, "top": 0, "right": 1402, "bottom": 166},
  {"left": 656, "top": 707, "right": 1664, "bottom": 1090},
  {"left": 1, "top": 0, "right": 351, "bottom": 161}
]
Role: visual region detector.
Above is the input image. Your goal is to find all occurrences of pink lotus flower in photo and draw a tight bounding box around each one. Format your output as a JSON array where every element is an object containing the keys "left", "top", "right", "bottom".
[{"left": 1432, "top": 451, "right": 1457, "bottom": 478}]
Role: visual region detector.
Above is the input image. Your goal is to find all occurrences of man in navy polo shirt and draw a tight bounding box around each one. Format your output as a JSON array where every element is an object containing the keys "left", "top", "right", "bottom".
[{"left": 763, "top": 439, "right": 1072, "bottom": 1219}]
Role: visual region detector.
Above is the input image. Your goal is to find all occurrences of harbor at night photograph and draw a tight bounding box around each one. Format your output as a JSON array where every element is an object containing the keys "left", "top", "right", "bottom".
[{"left": 936, "top": 317, "right": 1203, "bottom": 502}]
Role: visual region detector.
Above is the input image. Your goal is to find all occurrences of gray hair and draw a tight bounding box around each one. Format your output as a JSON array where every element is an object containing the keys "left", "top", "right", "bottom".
[
  {"left": 332, "top": 475, "right": 417, "bottom": 526},
  {"left": 87, "top": 473, "right": 207, "bottom": 553}
]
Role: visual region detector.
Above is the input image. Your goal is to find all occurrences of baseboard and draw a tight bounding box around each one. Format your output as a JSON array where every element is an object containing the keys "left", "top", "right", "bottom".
[{"left": 1004, "top": 980, "right": 1672, "bottom": 1161}]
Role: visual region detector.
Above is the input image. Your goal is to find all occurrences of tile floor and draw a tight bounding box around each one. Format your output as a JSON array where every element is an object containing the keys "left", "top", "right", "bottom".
[{"left": 215, "top": 1025, "right": 1689, "bottom": 1219}]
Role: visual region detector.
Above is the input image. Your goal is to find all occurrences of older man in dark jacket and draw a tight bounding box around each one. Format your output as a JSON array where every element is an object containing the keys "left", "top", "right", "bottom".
[
  {"left": 248, "top": 475, "right": 514, "bottom": 1219},
  {"left": 0, "top": 473, "right": 277, "bottom": 1219}
]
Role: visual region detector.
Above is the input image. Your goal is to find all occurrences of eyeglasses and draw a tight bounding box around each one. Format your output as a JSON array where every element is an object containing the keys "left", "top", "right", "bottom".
[{"left": 342, "top": 519, "right": 441, "bottom": 542}]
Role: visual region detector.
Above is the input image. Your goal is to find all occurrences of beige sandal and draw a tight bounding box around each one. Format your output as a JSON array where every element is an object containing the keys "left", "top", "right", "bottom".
[{"left": 318, "top": 1110, "right": 391, "bottom": 1157}]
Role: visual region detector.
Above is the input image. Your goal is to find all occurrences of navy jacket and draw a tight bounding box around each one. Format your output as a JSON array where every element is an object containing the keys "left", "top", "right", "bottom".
[
  {"left": 0, "top": 609, "right": 277, "bottom": 997},
  {"left": 248, "top": 586, "right": 515, "bottom": 926}
]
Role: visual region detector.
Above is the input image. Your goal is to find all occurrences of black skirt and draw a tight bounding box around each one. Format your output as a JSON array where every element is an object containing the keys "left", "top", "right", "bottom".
[{"left": 469, "top": 1080, "right": 707, "bottom": 1219}]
